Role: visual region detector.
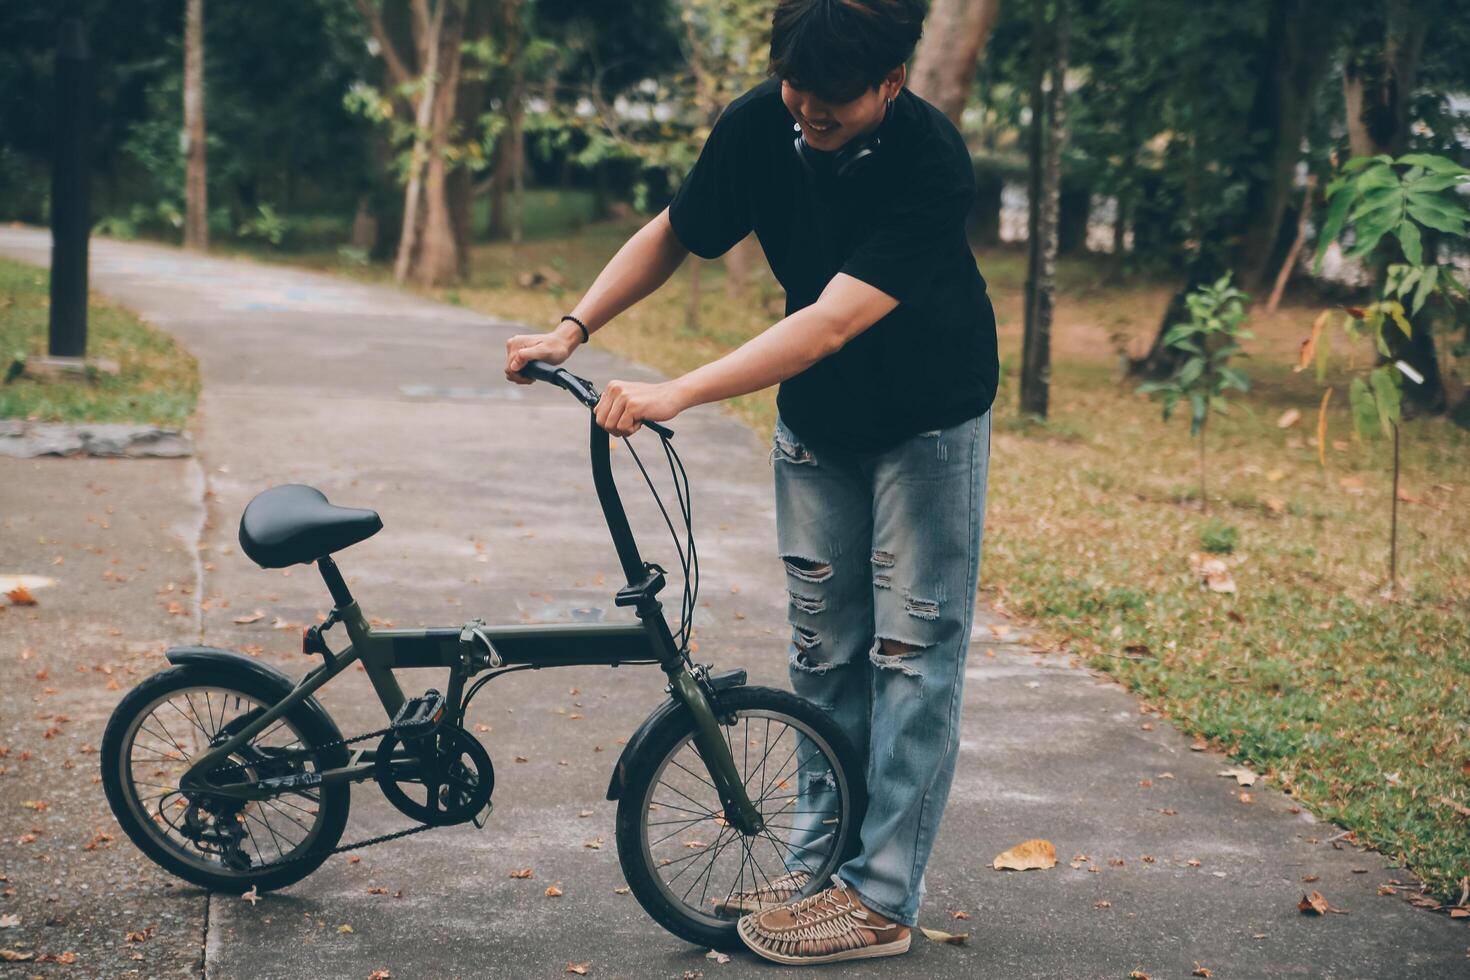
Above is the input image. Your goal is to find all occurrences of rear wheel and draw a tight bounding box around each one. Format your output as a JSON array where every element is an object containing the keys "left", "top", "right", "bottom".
[
  {"left": 615, "top": 685, "right": 865, "bottom": 950},
  {"left": 100, "top": 664, "right": 351, "bottom": 893}
]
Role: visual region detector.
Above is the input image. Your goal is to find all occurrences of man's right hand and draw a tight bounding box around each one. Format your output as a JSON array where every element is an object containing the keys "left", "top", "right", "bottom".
[{"left": 505, "top": 322, "right": 581, "bottom": 384}]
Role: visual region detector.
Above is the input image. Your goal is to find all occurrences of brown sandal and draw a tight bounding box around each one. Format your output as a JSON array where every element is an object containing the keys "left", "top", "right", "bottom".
[{"left": 736, "top": 875, "right": 911, "bottom": 965}]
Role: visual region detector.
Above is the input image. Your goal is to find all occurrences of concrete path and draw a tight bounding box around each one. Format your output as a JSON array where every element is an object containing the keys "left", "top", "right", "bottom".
[{"left": 1, "top": 228, "right": 1464, "bottom": 979}]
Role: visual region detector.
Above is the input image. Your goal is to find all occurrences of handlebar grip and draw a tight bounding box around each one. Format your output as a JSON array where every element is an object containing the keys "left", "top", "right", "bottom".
[
  {"left": 517, "top": 359, "right": 676, "bottom": 440},
  {"left": 516, "top": 359, "right": 564, "bottom": 385}
]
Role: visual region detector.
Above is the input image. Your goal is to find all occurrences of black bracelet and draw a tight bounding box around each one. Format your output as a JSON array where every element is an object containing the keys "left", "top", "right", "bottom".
[{"left": 559, "top": 314, "right": 589, "bottom": 343}]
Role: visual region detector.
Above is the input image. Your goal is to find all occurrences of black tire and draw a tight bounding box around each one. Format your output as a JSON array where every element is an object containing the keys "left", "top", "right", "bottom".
[
  {"left": 615, "top": 685, "right": 866, "bottom": 951},
  {"left": 100, "top": 663, "right": 351, "bottom": 893}
]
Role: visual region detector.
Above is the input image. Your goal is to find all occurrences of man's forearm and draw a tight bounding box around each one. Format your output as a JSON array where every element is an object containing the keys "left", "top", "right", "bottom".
[
  {"left": 570, "top": 208, "right": 688, "bottom": 334},
  {"left": 673, "top": 305, "right": 838, "bottom": 409}
]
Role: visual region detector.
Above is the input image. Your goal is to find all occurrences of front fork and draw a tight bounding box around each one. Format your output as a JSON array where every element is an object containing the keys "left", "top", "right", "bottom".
[{"left": 668, "top": 665, "right": 765, "bottom": 836}]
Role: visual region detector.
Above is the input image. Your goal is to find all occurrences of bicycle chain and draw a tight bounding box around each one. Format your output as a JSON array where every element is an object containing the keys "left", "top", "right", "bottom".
[{"left": 192, "top": 723, "right": 456, "bottom": 868}]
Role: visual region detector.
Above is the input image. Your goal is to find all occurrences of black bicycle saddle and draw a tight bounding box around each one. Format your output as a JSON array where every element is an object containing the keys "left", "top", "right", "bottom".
[{"left": 238, "top": 483, "right": 382, "bottom": 569}]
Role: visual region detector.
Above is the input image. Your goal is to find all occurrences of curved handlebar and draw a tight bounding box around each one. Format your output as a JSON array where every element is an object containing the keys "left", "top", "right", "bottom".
[{"left": 518, "top": 359, "right": 675, "bottom": 440}]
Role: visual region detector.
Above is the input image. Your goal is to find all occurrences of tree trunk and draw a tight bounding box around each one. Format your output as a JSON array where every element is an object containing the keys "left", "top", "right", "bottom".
[
  {"left": 908, "top": 0, "right": 1002, "bottom": 125},
  {"left": 1235, "top": 0, "right": 1333, "bottom": 294},
  {"left": 391, "top": 0, "right": 477, "bottom": 287},
  {"left": 183, "top": 0, "right": 208, "bottom": 251},
  {"left": 1021, "top": 0, "right": 1066, "bottom": 419}
]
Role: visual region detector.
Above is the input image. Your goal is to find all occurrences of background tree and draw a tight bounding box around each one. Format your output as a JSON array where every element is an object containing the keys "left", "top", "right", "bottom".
[
  {"left": 1019, "top": 0, "right": 1068, "bottom": 419},
  {"left": 182, "top": 0, "right": 207, "bottom": 250},
  {"left": 908, "top": 0, "right": 1001, "bottom": 127}
]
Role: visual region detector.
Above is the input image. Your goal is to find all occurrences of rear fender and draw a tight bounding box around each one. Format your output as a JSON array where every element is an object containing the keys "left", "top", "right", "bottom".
[{"left": 164, "top": 646, "right": 348, "bottom": 765}]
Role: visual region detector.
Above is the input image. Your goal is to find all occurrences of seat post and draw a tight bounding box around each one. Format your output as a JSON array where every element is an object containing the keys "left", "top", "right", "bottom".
[{"left": 316, "top": 556, "right": 354, "bottom": 607}]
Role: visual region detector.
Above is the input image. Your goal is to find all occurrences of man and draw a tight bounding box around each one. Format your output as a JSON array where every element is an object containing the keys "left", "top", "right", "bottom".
[{"left": 505, "top": 0, "right": 996, "bottom": 965}]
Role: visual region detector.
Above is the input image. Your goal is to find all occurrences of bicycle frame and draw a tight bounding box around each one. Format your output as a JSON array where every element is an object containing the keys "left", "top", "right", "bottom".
[{"left": 177, "top": 410, "right": 766, "bottom": 833}]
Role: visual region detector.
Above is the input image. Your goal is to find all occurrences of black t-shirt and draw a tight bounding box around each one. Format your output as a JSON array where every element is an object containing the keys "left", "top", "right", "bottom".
[{"left": 667, "top": 76, "right": 998, "bottom": 454}]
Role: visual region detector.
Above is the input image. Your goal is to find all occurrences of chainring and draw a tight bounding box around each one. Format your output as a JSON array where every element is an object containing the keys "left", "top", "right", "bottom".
[{"left": 373, "top": 724, "right": 493, "bottom": 827}]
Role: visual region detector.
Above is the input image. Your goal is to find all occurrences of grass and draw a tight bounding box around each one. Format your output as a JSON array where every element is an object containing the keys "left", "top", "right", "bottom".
[
  {"left": 0, "top": 259, "right": 199, "bottom": 427},
  {"left": 281, "top": 213, "right": 1469, "bottom": 901}
]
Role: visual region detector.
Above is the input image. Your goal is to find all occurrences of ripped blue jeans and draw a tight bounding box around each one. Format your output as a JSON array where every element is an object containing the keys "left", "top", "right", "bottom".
[{"left": 770, "top": 408, "right": 991, "bottom": 926}]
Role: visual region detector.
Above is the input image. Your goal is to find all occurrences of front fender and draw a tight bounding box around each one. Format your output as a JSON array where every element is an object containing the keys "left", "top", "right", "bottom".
[
  {"left": 164, "top": 645, "right": 348, "bottom": 765},
  {"left": 605, "top": 667, "right": 747, "bottom": 800},
  {"left": 606, "top": 696, "right": 686, "bottom": 801}
]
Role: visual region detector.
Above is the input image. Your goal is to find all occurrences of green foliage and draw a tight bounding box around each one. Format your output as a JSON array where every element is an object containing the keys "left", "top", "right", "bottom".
[
  {"left": 236, "top": 204, "right": 289, "bottom": 247},
  {"left": 1137, "top": 274, "right": 1252, "bottom": 436},
  {"left": 1306, "top": 153, "right": 1469, "bottom": 448},
  {"left": 0, "top": 259, "right": 198, "bottom": 426},
  {"left": 1199, "top": 520, "right": 1238, "bottom": 554},
  {"left": 1313, "top": 153, "right": 1470, "bottom": 273}
]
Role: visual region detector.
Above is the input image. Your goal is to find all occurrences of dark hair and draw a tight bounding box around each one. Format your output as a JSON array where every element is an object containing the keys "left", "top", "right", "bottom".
[{"left": 768, "top": 0, "right": 926, "bottom": 104}]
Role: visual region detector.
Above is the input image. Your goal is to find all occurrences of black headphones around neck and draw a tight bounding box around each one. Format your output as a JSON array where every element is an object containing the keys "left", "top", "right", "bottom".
[{"left": 792, "top": 96, "right": 894, "bottom": 181}]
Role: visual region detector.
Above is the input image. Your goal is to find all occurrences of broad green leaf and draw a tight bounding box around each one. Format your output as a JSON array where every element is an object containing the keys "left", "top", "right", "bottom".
[
  {"left": 1412, "top": 266, "right": 1437, "bottom": 315},
  {"left": 1178, "top": 356, "right": 1205, "bottom": 388},
  {"left": 1405, "top": 174, "right": 1467, "bottom": 193},
  {"left": 1397, "top": 221, "right": 1422, "bottom": 265},
  {"left": 1397, "top": 153, "right": 1469, "bottom": 176},
  {"left": 1220, "top": 366, "right": 1250, "bottom": 392},
  {"left": 1348, "top": 377, "right": 1378, "bottom": 440},
  {"left": 1406, "top": 191, "right": 1470, "bottom": 223},
  {"left": 1313, "top": 187, "right": 1356, "bottom": 269},
  {"left": 1406, "top": 201, "right": 1466, "bottom": 236},
  {"left": 1394, "top": 266, "right": 1422, "bottom": 299},
  {"left": 1342, "top": 154, "right": 1394, "bottom": 173},
  {"left": 1369, "top": 367, "right": 1401, "bottom": 435},
  {"left": 1189, "top": 392, "right": 1207, "bottom": 436},
  {"left": 1345, "top": 226, "right": 1389, "bottom": 260},
  {"left": 1350, "top": 186, "right": 1401, "bottom": 220},
  {"left": 1162, "top": 322, "right": 1197, "bottom": 346},
  {"left": 1354, "top": 164, "right": 1400, "bottom": 190}
]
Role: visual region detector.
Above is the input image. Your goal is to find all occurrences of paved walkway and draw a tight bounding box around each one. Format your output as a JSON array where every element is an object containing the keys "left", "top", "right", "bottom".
[{"left": 1, "top": 229, "right": 1464, "bottom": 978}]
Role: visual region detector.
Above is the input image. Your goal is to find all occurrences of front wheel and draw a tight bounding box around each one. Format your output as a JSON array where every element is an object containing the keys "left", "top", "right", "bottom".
[{"left": 615, "top": 685, "right": 866, "bottom": 950}]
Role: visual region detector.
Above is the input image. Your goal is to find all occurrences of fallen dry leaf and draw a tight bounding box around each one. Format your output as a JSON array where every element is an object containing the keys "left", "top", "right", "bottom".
[
  {"left": 241, "top": 886, "right": 260, "bottom": 906},
  {"left": 337, "top": 924, "right": 354, "bottom": 934},
  {"left": 545, "top": 884, "right": 563, "bottom": 898},
  {"left": 1193, "top": 964, "right": 1214, "bottom": 978},
  {"left": 0, "top": 949, "right": 35, "bottom": 961},
  {"left": 510, "top": 868, "right": 534, "bottom": 879},
  {"left": 232, "top": 610, "right": 265, "bottom": 625},
  {"left": 705, "top": 950, "right": 731, "bottom": 964},
  {"left": 368, "top": 971, "right": 391, "bottom": 980},
  {"left": 565, "top": 963, "right": 590, "bottom": 975},
  {"left": 1295, "top": 311, "right": 1330, "bottom": 374},
  {"left": 1218, "top": 767, "right": 1258, "bottom": 787},
  {"left": 1277, "top": 408, "right": 1302, "bottom": 428},
  {"left": 1298, "top": 890, "right": 1348, "bottom": 915},
  {"left": 993, "top": 839, "right": 1057, "bottom": 871},
  {"left": 5, "top": 585, "right": 37, "bottom": 606},
  {"left": 1128, "top": 971, "right": 1151, "bottom": 980},
  {"left": 920, "top": 927, "right": 969, "bottom": 945}
]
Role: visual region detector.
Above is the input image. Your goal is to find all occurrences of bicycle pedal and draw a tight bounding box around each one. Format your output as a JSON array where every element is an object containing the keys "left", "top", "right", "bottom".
[{"left": 391, "top": 689, "right": 446, "bottom": 738}]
